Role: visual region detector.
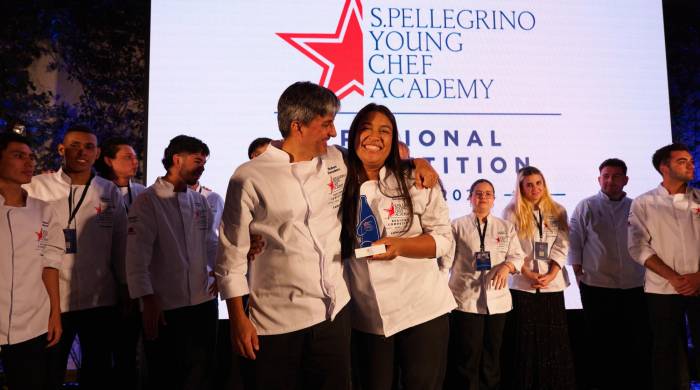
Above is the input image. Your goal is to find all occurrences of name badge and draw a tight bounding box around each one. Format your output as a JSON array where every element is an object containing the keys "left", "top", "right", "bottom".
[
  {"left": 475, "top": 251, "right": 492, "bottom": 271},
  {"left": 63, "top": 228, "right": 78, "bottom": 254},
  {"left": 534, "top": 241, "right": 549, "bottom": 260}
]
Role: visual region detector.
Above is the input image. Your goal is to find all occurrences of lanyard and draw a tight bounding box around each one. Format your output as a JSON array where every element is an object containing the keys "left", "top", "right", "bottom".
[
  {"left": 532, "top": 209, "right": 543, "bottom": 241},
  {"left": 67, "top": 175, "right": 94, "bottom": 228},
  {"left": 475, "top": 217, "right": 488, "bottom": 252}
]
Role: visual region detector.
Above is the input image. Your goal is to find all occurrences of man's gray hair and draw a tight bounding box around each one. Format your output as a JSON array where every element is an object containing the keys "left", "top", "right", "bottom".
[{"left": 277, "top": 81, "right": 340, "bottom": 138}]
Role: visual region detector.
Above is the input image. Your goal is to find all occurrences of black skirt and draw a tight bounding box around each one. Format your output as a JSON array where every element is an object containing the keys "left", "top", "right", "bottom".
[{"left": 503, "top": 289, "right": 576, "bottom": 390}]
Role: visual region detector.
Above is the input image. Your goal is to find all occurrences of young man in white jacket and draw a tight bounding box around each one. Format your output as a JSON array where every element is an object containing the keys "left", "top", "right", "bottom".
[
  {"left": 0, "top": 132, "right": 64, "bottom": 390},
  {"left": 628, "top": 143, "right": 700, "bottom": 390},
  {"left": 24, "top": 125, "right": 127, "bottom": 389},
  {"left": 126, "top": 135, "right": 218, "bottom": 390}
]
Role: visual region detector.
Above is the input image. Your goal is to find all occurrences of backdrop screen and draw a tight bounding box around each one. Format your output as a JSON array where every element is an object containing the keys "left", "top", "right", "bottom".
[{"left": 148, "top": 0, "right": 671, "bottom": 316}]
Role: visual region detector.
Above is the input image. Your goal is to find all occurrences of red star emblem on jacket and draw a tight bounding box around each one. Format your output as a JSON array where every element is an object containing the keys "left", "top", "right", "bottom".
[
  {"left": 328, "top": 178, "right": 335, "bottom": 191},
  {"left": 384, "top": 203, "right": 395, "bottom": 218},
  {"left": 95, "top": 205, "right": 103, "bottom": 214},
  {"left": 35, "top": 229, "right": 43, "bottom": 241},
  {"left": 277, "top": 0, "right": 364, "bottom": 99}
]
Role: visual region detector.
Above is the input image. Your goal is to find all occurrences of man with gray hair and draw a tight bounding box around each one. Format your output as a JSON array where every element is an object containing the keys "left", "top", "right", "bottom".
[
  {"left": 217, "top": 81, "right": 439, "bottom": 389},
  {"left": 217, "top": 81, "right": 352, "bottom": 389}
]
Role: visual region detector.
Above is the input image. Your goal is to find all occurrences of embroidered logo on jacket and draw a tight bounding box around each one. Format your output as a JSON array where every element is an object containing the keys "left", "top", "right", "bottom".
[{"left": 37, "top": 221, "right": 49, "bottom": 249}]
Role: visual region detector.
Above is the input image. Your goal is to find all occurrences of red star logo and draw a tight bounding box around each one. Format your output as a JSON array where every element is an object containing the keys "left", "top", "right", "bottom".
[
  {"left": 328, "top": 178, "right": 335, "bottom": 191},
  {"left": 694, "top": 207, "right": 700, "bottom": 215},
  {"left": 384, "top": 203, "right": 395, "bottom": 218},
  {"left": 35, "top": 229, "right": 43, "bottom": 241},
  {"left": 95, "top": 205, "right": 103, "bottom": 214},
  {"left": 277, "top": 0, "right": 364, "bottom": 99},
  {"left": 496, "top": 237, "right": 501, "bottom": 243}
]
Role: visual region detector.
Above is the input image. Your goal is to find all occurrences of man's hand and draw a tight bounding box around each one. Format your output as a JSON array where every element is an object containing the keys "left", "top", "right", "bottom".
[
  {"left": 230, "top": 314, "right": 260, "bottom": 360},
  {"left": 413, "top": 158, "right": 438, "bottom": 189},
  {"left": 46, "top": 309, "right": 62, "bottom": 347},
  {"left": 142, "top": 295, "right": 166, "bottom": 340},
  {"left": 41, "top": 267, "right": 61, "bottom": 347},
  {"left": 227, "top": 296, "right": 259, "bottom": 359},
  {"left": 670, "top": 275, "right": 696, "bottom": 296},
  {"left": 682, "top": 272, "right": 700, "bottom": 295},
  {"left": 643, "top": 255, "right": 693, "bottom": 294},
  {"left": 247, "top": 234, "right": 265, "bottom": 262}
]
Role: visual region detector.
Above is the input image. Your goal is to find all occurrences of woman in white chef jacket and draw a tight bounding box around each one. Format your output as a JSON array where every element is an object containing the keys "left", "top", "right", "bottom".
[
  {"left": 340, "top": 103, "right": 456, "bottom": 390},
  {"left": 94, "top": 136, "right": 145, "bottom": 389},
  {"left": 502, "top": 166, "right": 576, "bottom": 390},
  {"left": 445, "top": 179, "right": 524, "bottom": 390}
]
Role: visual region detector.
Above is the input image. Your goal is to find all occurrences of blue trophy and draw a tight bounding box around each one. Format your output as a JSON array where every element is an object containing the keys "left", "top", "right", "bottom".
[{"left": 356, "top": 195, "right": 380, "bottom": 248}]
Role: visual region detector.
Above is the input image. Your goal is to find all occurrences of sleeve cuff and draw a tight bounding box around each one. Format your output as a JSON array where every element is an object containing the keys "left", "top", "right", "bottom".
[
  {"left": 42, "top": 254, "right": 62, "bottom": 270},
  {"left": 507, "top": 259, "right": 523, "bottom": 274},
  {"left": 431, "top": 233, "right": 453, "bottom": 259},
  {"left": 567, "top": 254, "right": 582, "bottom": 266},
  {"left": 217, "top": 274, "right": 251, "bottom": 300},
  {"left": 127, "top": 280, "right": 154, "bottom": 299},
  {"left": 631, "top": 247, "right": 657, "bottom": 266},
  {"left": 549, "top": 254, "right": 567, "bottom": 269}
]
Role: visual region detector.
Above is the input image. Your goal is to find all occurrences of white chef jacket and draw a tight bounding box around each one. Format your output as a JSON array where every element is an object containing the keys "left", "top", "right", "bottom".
[
  {"left": 193, "top": 183, "right": 224, "bottom": 236},
  {"left": 24, "top": 168, "right": 127, "bottom": 312},
  {"left": 216, "top": 144, "right": 350, "bottom": 335},
  {"left": 0, "top": 194, "right": 64, "bottom": 345},
  {"left": 503, "top": 203, "right": 571, "bottom": 293},
  {"left": 448, "top": 213, "right": 525, "bottom": 315},
  {"left": 118, "top": 180, "right": 146, "bottom": 212},
  {"left": 347, "top": 168, "right": 456, "bottom": 337},
  {"left": 628, "top": 184, "right": 700, "bottom": 295},
  {"left": 126, "top": 177, "right": 218, "bottom": 310},
  {"left": 568, "top": 191, "right": 644, "bottom": 289}
]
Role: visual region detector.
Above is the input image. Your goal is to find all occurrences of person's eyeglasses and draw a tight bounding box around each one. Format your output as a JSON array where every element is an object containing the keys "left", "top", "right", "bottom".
[{"left": 472, "top": 191, "right": 494, "bottom": 199}]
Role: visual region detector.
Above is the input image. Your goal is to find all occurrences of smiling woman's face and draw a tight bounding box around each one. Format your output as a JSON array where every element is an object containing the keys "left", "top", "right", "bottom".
[
  {"left": 521, "top": 173, "right": 545, "bottom": 204},
  {"left": 355, "top": 111, "right": 393, "bottom": 171}
]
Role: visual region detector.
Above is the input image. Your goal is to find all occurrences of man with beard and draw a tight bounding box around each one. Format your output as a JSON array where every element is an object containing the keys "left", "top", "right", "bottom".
[
  {"left": 568, "top": 158, "right": 649, "bottom": 389},
  {"left": 126, "top": 135, "right": 218, "bottom": 390}
]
